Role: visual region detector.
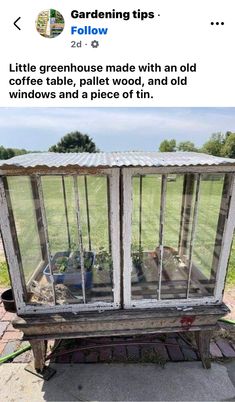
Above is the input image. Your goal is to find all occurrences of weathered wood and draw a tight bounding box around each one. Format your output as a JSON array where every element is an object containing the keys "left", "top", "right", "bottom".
[
  {"left": 139, "top": 175, "right": 143, "bottom": 251},
  {"left": 211, "top": 174, "right": 232, "bottom": 281},
  {"left": 13, "top": 304, "right": 229, "bottom": 340},
  {"left": 13, "top": 305, "right": 227, "bottom": 374},
  {"left": 195, "top": 330, "right": 212, "bottom": 369},
  {"left": 36, "top": 176, "right": 56, "bottom": 305},
  {"left": 158, "top": 174, "right": 167, "bottom": 300},
  {"left": 30, "top": 176, "right": 48, "bottom": 262},
  {"left": 27, "top": 260, "right": 46, "bottom": 285},
  {"left": 0, "top": 178, "right": 25, "bottom": 311},
  {"left": 106, "top": 176, "right": 112, "bottom": 254},
  {"left": 61, "top": 176, "right": 71, "bottom": 250},
  {"left": 2, "top": 177, "right": 27, "bottom": 299},
  {"left": 73, "top": 175, "right": 86, "bottom": 304},
  {"left": 178, "top": 174, "right": 195, "bottom": 256},
  {"left": 215, "top": 175, "right": 235, "bottom": 301},
  {"left": 186, "top": 174, "right": 201, "bottom": 298},
  {"left": 1, "top": 165, "right": 235, "bottom": 177},
  {"left": 29, "top": 339, "right": 47, "bottom": 372},
  {"left": 84, "top": 175, "right": 91, "bottom": 251}
]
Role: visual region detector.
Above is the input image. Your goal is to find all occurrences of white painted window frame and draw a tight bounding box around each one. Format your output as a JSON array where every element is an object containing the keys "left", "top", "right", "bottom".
[
  {"left": 0, "top": 168, "right": 120, "bottom": 315},
  {"left": 122, "top": 167, "right": 235, "bottom": 309}
]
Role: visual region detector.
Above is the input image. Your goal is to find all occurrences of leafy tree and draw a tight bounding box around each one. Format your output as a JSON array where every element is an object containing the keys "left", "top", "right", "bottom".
[
  {"left": 159, "top": 139, "right": 176, "bottom": 152},
  {"left": 0, "top": 146, "right": 28, "bottom": 160},
  {"left": 49, "top": 132, "right": 99, "bottom": 153},
  {"left": 177, "top": 141, "right": 198, "bottom": 152},
  {"left": 201, "top": 133, "right": 225, "bottom": 156},
  {"left": 222, "top": 132, "right": 235, "bottom": 158}
]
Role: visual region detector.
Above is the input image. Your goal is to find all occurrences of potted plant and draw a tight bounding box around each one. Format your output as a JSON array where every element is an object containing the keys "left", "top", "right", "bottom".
[
  {"left": 43, "top": 250, "right": 95, "bottom": 289},
  {"left": 132, "top": 244, "right": 146, "bottom": 282},
  {"left": 94, "top": 247, "right": 113, "bottom": 283}
]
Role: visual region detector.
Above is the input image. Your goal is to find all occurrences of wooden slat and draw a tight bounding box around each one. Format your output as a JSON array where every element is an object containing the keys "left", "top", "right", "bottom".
[
  {"left": 84, "top": 175, "right": 91, "bottom": 251},
  {"left": 178, "top": 174, "right": 195, "bottom": 256},
  {"left": 61, "top": 176, "right": 71, "bottom": 249},
  {"left": 106, "top": 176, "right": 112, "bottom": 254},
  {"left": 30, "top": 176, "right": 48, "bottom": 262},
  {"left": 2, "top": 177, "right": 27, "bottom": 299},
  {"left": 36, "top": 176, "right": 56, "bottom": 305},
  {"left": 186, "top": 174, "right": 201, "bottom": 298},
  {"left": 211, "top": 174, "right": 232, "bottom": 281},
  {"left": 158, "top": 174, "right": 167, "bottom": 300},
  {"left": 73, "top": 175, "right": 86, "bottom": 304},
  {"left": 139, "top": 175, "right": 143, "bottom": 251}
]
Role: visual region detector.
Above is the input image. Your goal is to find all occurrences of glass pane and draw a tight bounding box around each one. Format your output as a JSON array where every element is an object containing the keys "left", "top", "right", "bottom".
[
  {"left": 131, "top": 175, "right": 161, "bottom": 300},
  {"left": 131, "top": 174, "right": 195, "bottom": 301},
  {"left": 7, "top": 176, "right": 55, "bottom": 306},
  {"left": 7, "top": 177, "right": 42, "bottom": 281},
  {"left": 41, "top": 175, "right": 113, "bottom": 305},
  {"left": 190, "top": 174, "right": 226, "bottom": 298},
  {"left": 41, "top": 176, "right": 69, "bottom": 253}
]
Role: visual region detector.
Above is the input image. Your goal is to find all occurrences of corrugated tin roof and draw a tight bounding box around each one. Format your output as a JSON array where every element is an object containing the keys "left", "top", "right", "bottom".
[{"left": 0, "top": 152, "right": 235, "bottom": 169}]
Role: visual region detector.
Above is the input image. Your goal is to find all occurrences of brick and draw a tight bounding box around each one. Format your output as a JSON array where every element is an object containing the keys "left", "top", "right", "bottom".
[
  {"left": 0, "top": 306, "right": 5, "bottom": 319},
  {"left": 166, "top": 338, "right": 185, "bottom": 361},
  {"left": 216, "top": 339, "right": 235, "bottom": 358},
  {"left": 6, "top": 323, "right": 19, "bottom": 332},
  {"left": 112, "top": 346, "right": 127, "bottom": 362},
  {"left": 154, "top": 342, "right": 169, "bottom": 361},
  {"left": 127, "top": 345, "right": 140, "bottom": 361},
  {"left": 0, "top": 342, "right": 6, "bottom": 355},
  {"left": 57, "top": 353, "right": 71, "bottom": 363},
  {"left": 85, "top": 351, "right": 99, "bottom": 363},
  {"left": 99, "top": 347, "right": 112, "bottom": 362},
  {"left": 141, "top": 345, "right": 154, "bottom": 359},
  {"left": 2, "top": 331, "right": 22, "bottom": 341},
  {"left": 2, "top": 312, "right": 16, "bottom": 321},
  {"left": 177, "top": 337, "right": 198, "bottom": 360},
  {"left": 210, "top": 342, "right": 223, "bottom": 358},
  {"left": 71, "top": 351, "right": 86, "bottom": 363},
  {"left": 0, "top": 321, "right": 9, "bottom": 337}
]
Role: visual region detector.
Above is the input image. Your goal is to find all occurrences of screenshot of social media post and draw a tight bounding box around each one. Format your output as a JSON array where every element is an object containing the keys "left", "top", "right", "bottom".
[{"left": 0, "top": 1, "right": 235, "bottom": 397}]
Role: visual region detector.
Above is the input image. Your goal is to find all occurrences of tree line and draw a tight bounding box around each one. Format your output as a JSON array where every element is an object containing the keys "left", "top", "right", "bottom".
[
  {"left": 159, "top": 131, "right": 235, "bottom": 158},
  {"left": 0, "top": 131, "right": 235, "bottom": 159}
]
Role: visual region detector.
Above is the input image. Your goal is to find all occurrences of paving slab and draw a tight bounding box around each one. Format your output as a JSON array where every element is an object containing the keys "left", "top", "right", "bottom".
[{"left": 0, "top": 362, "right": 234, "bottom": 401}]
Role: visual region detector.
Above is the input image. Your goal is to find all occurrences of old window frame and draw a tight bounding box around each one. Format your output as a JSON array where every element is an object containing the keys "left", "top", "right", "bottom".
[
  {"left": 0, "top": 168, "right": 120, "bottom": 314},
  {"left": 122, "top": 167, "right": 235, "bottom": 309}
]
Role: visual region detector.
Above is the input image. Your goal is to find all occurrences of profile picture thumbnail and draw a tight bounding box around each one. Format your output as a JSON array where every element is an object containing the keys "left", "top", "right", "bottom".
[{"left": 36, "top": 9, "right": 65, "bottom": 38}]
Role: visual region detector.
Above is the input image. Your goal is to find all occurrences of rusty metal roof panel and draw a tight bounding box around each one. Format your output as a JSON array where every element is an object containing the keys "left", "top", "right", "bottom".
[{"left": 0, "top": 152, "right": 235, "bottom": 169}]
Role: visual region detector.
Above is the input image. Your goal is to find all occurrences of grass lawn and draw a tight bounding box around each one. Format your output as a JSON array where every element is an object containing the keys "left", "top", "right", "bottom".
[
  {"left": 0, "top": 173, "right": 234, "bottom": 289},
  {"left": 227, "top": 241, "right": 235, "bottom": 286}
]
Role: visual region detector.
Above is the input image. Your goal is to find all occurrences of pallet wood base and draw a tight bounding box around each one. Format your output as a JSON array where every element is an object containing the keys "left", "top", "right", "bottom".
[{"left": 13, "top": 303, "right": 229, "bottom": 373}]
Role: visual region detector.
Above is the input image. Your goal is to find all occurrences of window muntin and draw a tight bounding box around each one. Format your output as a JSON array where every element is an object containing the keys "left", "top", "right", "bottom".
[
  {"left": 130, "top": 173, "right": 228, "bottom": 303},
  {"left": 6, "top": 174, "right": 115, "bottom": 308}
]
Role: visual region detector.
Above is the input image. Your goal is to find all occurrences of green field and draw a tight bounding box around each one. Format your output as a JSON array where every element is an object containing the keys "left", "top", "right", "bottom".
[{"left": 0, "top": 174, "right": 234, "bottom": 289}]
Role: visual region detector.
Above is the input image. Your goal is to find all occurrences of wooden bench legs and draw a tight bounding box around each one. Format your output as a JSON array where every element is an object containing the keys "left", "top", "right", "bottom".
[
  {"left": 29, "top": 339, "right": 48, "bottom": 373},
  {"left": 28, "top": 331, "right": 213, "bottom": 372},
  {"left": 195, "top": 330, "right": 212, "bottom": 369}
]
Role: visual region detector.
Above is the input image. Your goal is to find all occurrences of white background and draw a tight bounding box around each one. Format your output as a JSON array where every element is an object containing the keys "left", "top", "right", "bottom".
[{"left": 0, "top": 0, "right": 234, "bottom": 107}]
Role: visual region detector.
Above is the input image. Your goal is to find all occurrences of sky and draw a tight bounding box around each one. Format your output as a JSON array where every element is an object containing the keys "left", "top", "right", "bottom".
[{"left": 0, "top": 107, "right": 234, "bottom": 152}]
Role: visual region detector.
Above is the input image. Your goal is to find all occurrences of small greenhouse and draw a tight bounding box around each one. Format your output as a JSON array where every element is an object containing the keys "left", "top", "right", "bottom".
[{"left": 0, "top": 152, "right": 234, "bottom": 372}]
